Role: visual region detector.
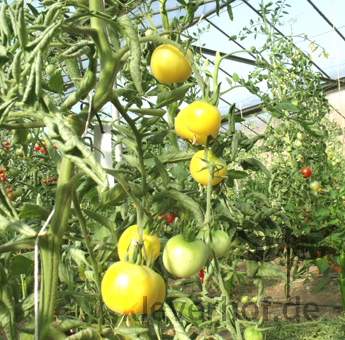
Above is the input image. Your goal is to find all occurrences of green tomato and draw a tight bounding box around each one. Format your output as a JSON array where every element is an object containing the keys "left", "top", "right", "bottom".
[
  {"left": 163, "top": 235, "right": 208, "bottom": 278},
  {"left": 297, "top": 132, "right": 306, "bottom": 141},
  {"left": 145, "top": 29, "right": 154, "bottom": 36},
  {"left": 240, "top": 296, "right": 249, "bottom": 303},
  {"left": 243, "top": 327, "right": 263, "bottom": 340},
  {"left": 45, "top": 64, "right": 55, "bottom": 76},
  {"left": 15, "top": 148, "right": 24, "bottom": 157},
  {"left": 250, "top": 296, "right": 258, "bottom": 303},
  {"left": 310, "top": 181, "right": 320, "bottom": 191},
  {"left": 197, "top": 230, "right": 231, "bottom": 258},
  {"left": 9, "top": 168, "right": 20, "bottom": 176},
  {"left": 293, "top": 139, "right": 302, "bottom": 148},
  {"left": 13, "top": 187, "right": 23, "bottom": 197}
]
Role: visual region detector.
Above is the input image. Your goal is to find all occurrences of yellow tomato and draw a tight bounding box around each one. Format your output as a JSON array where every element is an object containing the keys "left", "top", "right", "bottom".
[
  {"left": 101, "top": 262, "right": 165, "bottom": 314},
  {"left": 118, "top": 225, "right": 160, "bottom": 264},
  {"left": 174, "top": 108, "right": 219, "bottom": 145},
  {"left": 184, "top": 102, "right": 221, "bottom": 137},
  {"left": 150, "top": 44, "right": 193, "bottom": 84},
  {"left": 190, "top": 150, "right": 227, "bottom": 186}
]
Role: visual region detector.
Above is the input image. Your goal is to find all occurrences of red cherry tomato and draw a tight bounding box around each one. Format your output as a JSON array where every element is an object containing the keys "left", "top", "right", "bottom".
[
  {"left": 158, "top": 214, "right": 176, "bottom": 225},
  {"left": 300, "top": 167, "right": 312, "bottom": 178},
  {"left": 40, "top": 149, "right": 45, "bottom": 153},
  {"left": 34, "top": 145, "right": 40, "bottom": 151},
  {"left": 3, "top": 142, "right": 9, "bottom": 146},
  {"left": 4, "top": 147, "right": 9, "bottom": 151},
  {"left": 198, "top": 269, "right": 204, "bottom": 283}
]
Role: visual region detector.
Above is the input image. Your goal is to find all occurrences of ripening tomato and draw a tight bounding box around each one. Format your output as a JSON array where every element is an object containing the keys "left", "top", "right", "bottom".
[
  {"left": 174, "top": 106, "right": 219, "bottom": 145},
  {"left": 300, "top": 167, "right": 312, "bottom": 178},
  {"left": 101, "top": 262, "right": 165, "bottom": 314},
  {"left": 34, "top": 145, "right": 40, "bottom": 151},
  {"left": 163, "top": 235, "right": 208, "bottom": 278},
  {"left": 243, "top": 327, "right": 263, "bottom": 340},
  {"left": 7, "top": 192, "right": 14, "bottom": 200},
  {"left": 3, "top": 142, "right": 9, "bottom": 146},
  {"left": 158, "top": 214, "right": 175, "bottom": 225},
  {"left": 310, "top": 181, "right": 320, "bottom": 191},
  {"left": 118, "top": 225, "right": 160, "bottom": 264},
  {"left": 197, "top": 229, "right": 231, "bottom": 258},
  {"left": 190, "top": 150, "right": 227, "bottom": 186},
  {"left": 150, "top": 44, "right": 193, "bottom": 84},
  {"left": 183, "top": 102, "right": 221, "bottom": 137}
]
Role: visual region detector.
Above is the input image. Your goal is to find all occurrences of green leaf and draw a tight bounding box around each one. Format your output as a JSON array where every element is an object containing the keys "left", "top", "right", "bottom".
[
  {"left": 65, "top": 327, "right": 99, "bottom": 339},
  {"left": 315, "top": 207, "right": 330, "bottom": 217},
  {"left": 9, "top": 254, "right": 34, "bottom": 278},
  {"left": 297, "top": 120, "right": 323, "bottom": 138},
  {"left": 256, "top": 262, "right": 287, "bottom": 281},
  {"left": 315, "top": 257, "right": 329, "bottom": 274},
  {"left": 239, "top": 158, "right": 271, "bottom": 178},
  {"left": 0, "top": 216, "right": 36, "bottom": 237},
  {"left": 155, "top": 83, "right": 193, "bottom": 109},
  {"left": 313, "top": 280, "right": 327, "bottom": 294},
  {"left": 82, "top": 209, "right": 117, "bottom": 234},
  {"left": 115, "top": 326, "right": 149, "bottom": 340},
  {"left": 227, "top": 3, "right": 234, "bottom": 20},
  {"left": 284, "top": 202, "right": 294, "bottom": 212},
  {"left": 171, "top": 164, "right": 189, "bottom": 181},
  {"left": 153, "top": 190, "right": 203, "bottom": 224},
  {"left": 246, "top": 260, "right": 259, "bottom": 277},
  {"left": 172, "top": 297, "right": 202, "bottom": 327},
  {"left": 277, "top": 101, "right": 299, "bottom": 112},
  {"left": 153, "top": 154, "right": 169, "bottom": 189},
  {"left": 227, "top": 169, "right": 248, "bottom": 179},
  {"left": 18, "top": 203, "right": 50, "bottom": 220},
  {"left": 49, "top": 70, "right": 64, "bottom": 94},
  {"left": 62, "top": 246, "right": 90, "bottom": 268},
  {"left": 59, "top": 262, "right": 74, "bottom": 289},
  {"left": 233, "top": 73, "right": 239, "bottom": 82}
]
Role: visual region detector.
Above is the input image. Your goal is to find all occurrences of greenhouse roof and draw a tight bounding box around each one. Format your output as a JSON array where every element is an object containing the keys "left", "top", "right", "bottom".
[{"left": 58, "top": 0, "right": 345, "bottom": 128}]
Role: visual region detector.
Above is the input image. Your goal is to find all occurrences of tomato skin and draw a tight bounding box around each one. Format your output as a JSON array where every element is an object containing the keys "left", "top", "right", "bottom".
[
  {"left": 293, "top": 139, "right": 302, "bottom": 148},
  {"left": 297, "top": 132, "right": 306, "bottom": 141},
  {"left": 243, "top": 327, "right": 263, "bottom": 340},
  {"left": 118, "top": 225, "right": 160, "bottom": 264},
  {"left": 198, "top": 230, "right": 231, "bottom": 258},
  {"left": 250, "top": 296, "right": 258, "bottom": 303},
  {"left": 34, "top": 145, "right": 40, "bottom": 151},
  {"left": 241, "top": 296, "right": 249, "bottom": 303},
  {"left": 9, "top": 168, "right": 20, "bottom": 177},
  {"left": 190, "top": 150, "right": 227, "bottom": 186},
  {"left": 145, "top": 29, "right": 154, "bottom": 36},
  {"left": 163, "top": 235, "right": 208, "bottom": 278},
  {"left": 158, "top": 214, "right": 175, "bottom": 225},
  {"left": 150, "top": 44, "right": 193, "bottom": 84},
  {"left": 175, "top": 106, "right": 219, "bottom": 145},
  {"left": 101, "top": 262, "right": 165, "bottom": 314},
  {"left": 45, "top": 64, "right": 55, "bottom": 75},
  {"left": 183, "top": 102, "right": 221, "bottom": 137},
  {"left": 198, "top": 269, "right": 204, "bottom": 283},
  {"left": 300, "top": 167, "right": 312, "bottom": 178},
  {"left": 7, "top": 192, "right": 14, "bottom": 200},
  {"left": 310, "top": 181, "right": 320, "bottom": 191},
  {"left": 13, "top": 187, "right": 23, "bottom": 197}
]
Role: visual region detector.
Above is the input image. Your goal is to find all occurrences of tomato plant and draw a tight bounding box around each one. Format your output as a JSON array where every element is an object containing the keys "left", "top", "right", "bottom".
[
  {"left": 163, "top": 235, "right": 208, "bottom": 277},
  {"left": 300, "top": 167, "right": 312, "bottom": 178},
  {"left": 190, "top": 150, "right": 227, "bottom": 186},
  {"left": 150, "top": 44, "right": 193, "bottom": 84}
]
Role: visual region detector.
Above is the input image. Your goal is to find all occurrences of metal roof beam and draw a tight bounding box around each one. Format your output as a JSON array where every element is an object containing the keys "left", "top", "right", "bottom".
[
  {"left": 306, "top": 0, "right": 345, "bottom": 43},
  {"left": 241, "top": 0, "right": 331, "bottom": 79}
]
